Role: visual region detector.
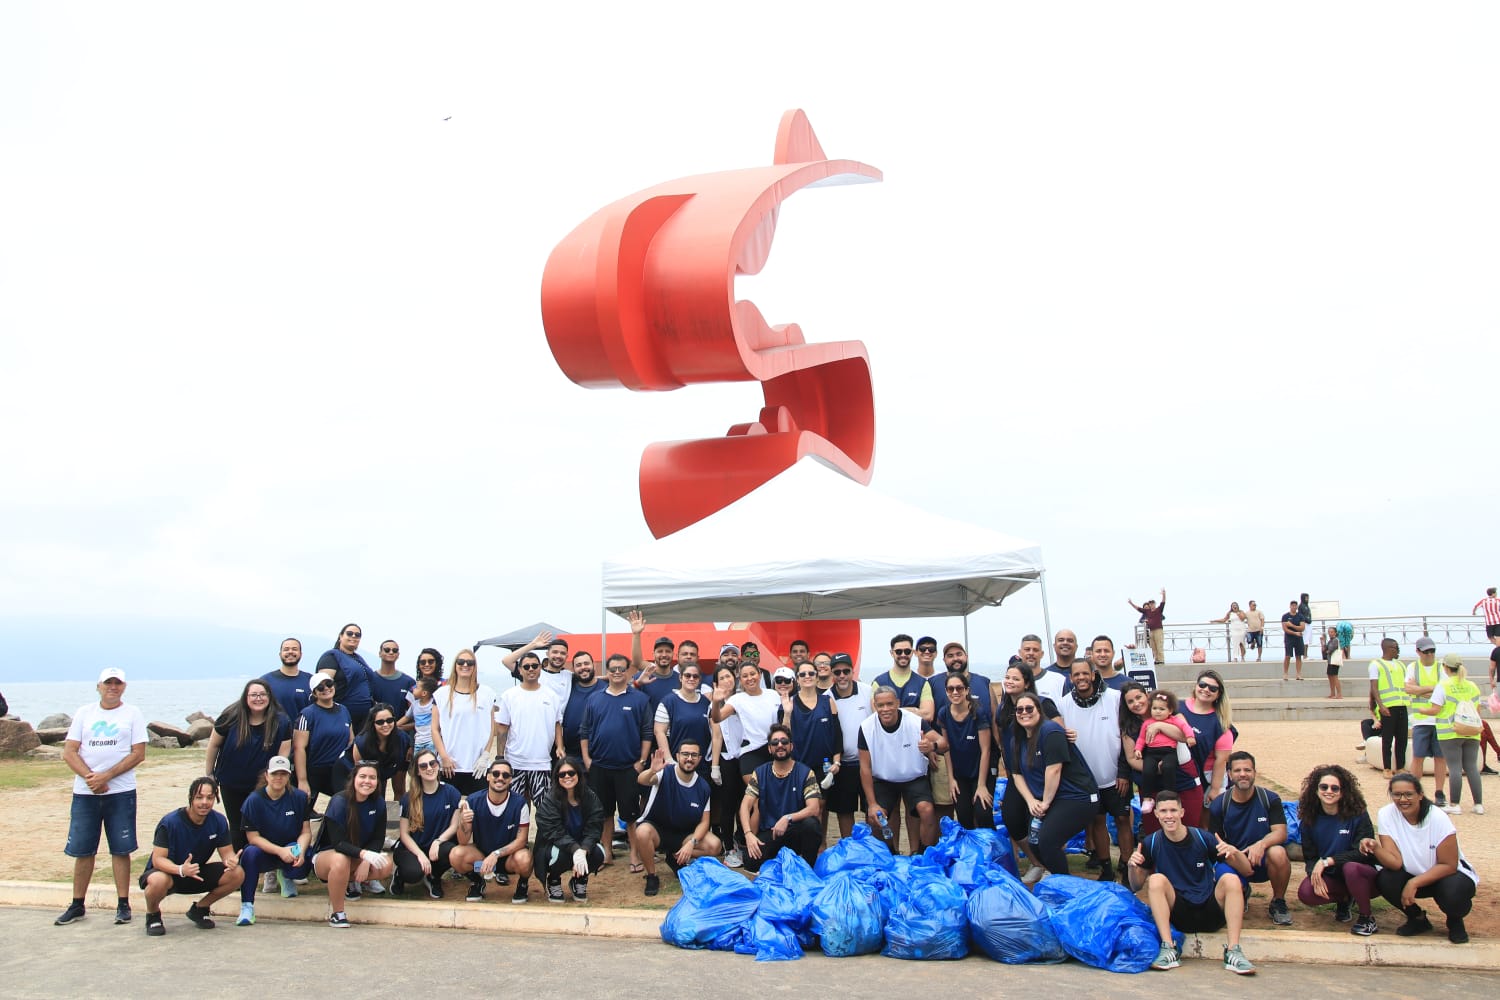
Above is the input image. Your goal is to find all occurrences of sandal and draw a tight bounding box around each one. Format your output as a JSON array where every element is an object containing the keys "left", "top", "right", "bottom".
[{"left": 629, "top": 862, "right": 645, "bottom": 874}]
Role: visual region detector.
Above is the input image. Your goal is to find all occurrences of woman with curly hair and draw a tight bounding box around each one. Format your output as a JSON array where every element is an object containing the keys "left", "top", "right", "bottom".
[{"left": 1295, "top": 763, "right": 1379, "bottom": 936}]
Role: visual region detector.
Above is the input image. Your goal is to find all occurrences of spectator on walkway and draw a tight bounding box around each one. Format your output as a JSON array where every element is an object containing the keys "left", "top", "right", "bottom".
[
  {"left": 237, "top": 755, "right": 312, "bottom": 923},
  {"left": 56, "top": 667, "right": 148, "bottom": 928},
  {"left": 1321, "top": 626, "right": 1345, "bottom": 700},
  {"left": 635, "top": 741, "right": 719, "bottom": 896},
  {"left": 1370, "top": 772, "right": 1479, "bottom": 943},
  {"left": 1244, "top": 601, "right": 1266, "bottom": 662},
  {"left": 1212, "top": 603, "right": 1249, "bottom": 663},
  {"left": 536, "top": 755, "right": 606, "bottom": 902},
  {"left": 1128, "top": 588, "right": 1168, "bottom": 665},
  {"left": 742, "top": 723, "right": 823, "bottom": 870},
  {"left": 1130, "top": 791, "right": 1257, "bottom": 975},
  {"left": 1336, "top": 620, "right": 1354, "bottom": 661},
  {"left": 1369, "top": 638, "right": 1410, "bottom": 777},
  {"left": 1207, "top": 751, "right": 1293, "bottom": 926},
  {"left": 205, "top": 679, "right": 291, "bottom": 851},
  {"left": 999, "top": 691, "right": 1098, "bottom": 884},
  {"left": 1415, "top": 654, "right": 1484, "bottom": 815},
  {"left": 1281, "top": 600, "right": 1307, "bottom": 681},
  {"left": 1475, "top": 587, "right": 1500, "bottom": 647},
  {"left": 392, "top": 748, "right": 461, "bottom": 899},
  {"left": 1295, "top": 764, "right": 1379, "bottom": 935},
  {"left": 139, "top": 776, "right": 244, "bottom": 936}
]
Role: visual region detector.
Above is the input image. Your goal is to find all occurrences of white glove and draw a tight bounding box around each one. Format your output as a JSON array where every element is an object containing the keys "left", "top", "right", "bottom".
[
  {"left": 710, "top": 765, "right": 722, "bottom": 786},
  {"left": 572, "top": 849, "right": 589, "bottom": 878},
  {"left": 360, "top": 850, "right": 383, "bottom": 868},
  {"left": 472, "top": 751, "right": 495, "bottom": 778}
]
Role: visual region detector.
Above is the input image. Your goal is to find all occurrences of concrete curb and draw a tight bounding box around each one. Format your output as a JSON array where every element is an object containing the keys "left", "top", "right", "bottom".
[{"left": 1, "top": 880, "right": 1490, "bottom": 968}]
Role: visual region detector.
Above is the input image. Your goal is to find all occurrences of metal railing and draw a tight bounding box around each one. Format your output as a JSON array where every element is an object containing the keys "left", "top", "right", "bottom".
[{"left": 1138, "top": 615, "right": 1493, "bottom": 660}]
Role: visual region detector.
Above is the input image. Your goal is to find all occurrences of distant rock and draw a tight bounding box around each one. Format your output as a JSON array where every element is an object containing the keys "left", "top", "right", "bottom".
[
  {"left": 149, "top": 735, "right": 181, "bottom": 750},
  {"left": 0, "top": 719, "right": 42, "bottom": 755},
  {"left": 39, "top": 712, "right": 72, "bottom": 730},
  {"left": 36, "top": 727, "right": 69, "bottom": 745},
  {"left": 148, "top": 721, "right": 194, "bottom": 747},
  {"left": 27, "top": 744, "right": 63, "bottom": 760},
  {"left": 186, "top": 719, "right": 213, "bottom": 743},
  {"left": 185, "top": 711, "right": 211, "bottom": 725}
]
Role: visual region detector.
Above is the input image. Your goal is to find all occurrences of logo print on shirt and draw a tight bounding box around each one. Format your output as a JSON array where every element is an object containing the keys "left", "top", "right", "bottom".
[{"left": 90, "top": 721, "right": 121, "bottom": 738}]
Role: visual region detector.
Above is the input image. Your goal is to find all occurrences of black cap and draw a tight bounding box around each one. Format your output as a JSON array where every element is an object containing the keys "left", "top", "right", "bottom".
[
  {"left": 653, "top": 636, "right": 674, "bottom": 649},
  {"left": 830, "top": 653, "right": 853, "bottom": 667}
]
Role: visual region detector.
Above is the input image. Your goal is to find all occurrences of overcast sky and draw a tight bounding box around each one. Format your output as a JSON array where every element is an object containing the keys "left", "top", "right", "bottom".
[{"left": 3, "top": 3, "right": 1496, "bottom": 677}]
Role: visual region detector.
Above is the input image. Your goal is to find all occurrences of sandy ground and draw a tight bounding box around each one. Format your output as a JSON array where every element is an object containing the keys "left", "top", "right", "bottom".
[{"left": 7, "top": 721, "right": 1495, "bottom": 936}]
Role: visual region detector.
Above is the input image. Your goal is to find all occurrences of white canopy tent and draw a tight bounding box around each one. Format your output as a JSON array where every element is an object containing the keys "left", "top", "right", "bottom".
[{"left": 601, "top": 459, "right": 1049, "bottom": 638}]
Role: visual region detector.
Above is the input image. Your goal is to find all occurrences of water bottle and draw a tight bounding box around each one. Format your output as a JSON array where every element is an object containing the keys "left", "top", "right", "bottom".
[
  {"left": 1027, "top": 816, "right": 1042, "bottom": 847},
  {"left": 820, "top": 758, "right": 836, "bottom": 790},
  {"left": 287, "top": 843, "right": 302, "bottom": 860},
  {"left": 473, "top": 861, "right": 485, "bottom": 873},
  {"left": 876, "top": 810, "right": 896, "bottom": 849}
]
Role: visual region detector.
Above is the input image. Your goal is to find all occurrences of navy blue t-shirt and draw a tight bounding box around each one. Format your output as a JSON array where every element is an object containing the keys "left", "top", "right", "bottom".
[
  {"left": 368, "top": 669, "right": 416, "bottom": 714},
  {"left": 660, "top": 691, "right": 713, "bottom": 757},
  {"left": 752, "top": 760, "right": 815, "bottom": 832},
  {"left": 212, "top": 715, "right": 292, "bottom": 790},
  {"left": 1140, "top": 827, "right": 1220, "bottom": 904},
  {"left": 318, "top": 649, "right": 374, "bottom": 722},
  {"left": 240, "top": 786, "right": 310, "bottom": 844},
  {"left": 873, "top": 670, "right": 928, "bottom": 709},
  {"left": 936, "top": 700, "right": 992, "bottom": 781},
  {"left": 640, "top": 769, "right": 711, "bottom": 830},
  {"left": 1006, "top": 720, "right": 1096, "bottom": 802},
  {"left": 562, "top": 679, "right": 604, "bottom": 751},
  {"left": 927, "top": 671, "right": 992, "bottom": 709},
  {"left": 318, "top": 790, "right": 385, "bottom": 855},
  {"left": 465, "top": 789, "right": 528, "bottom": 854},
  {"left": 638, "top": 671, "right": 680, "bottom": 716},
  {"left": 399, "top": 782, "right": 461, "bottom": 851},
  {"left": 261, "top": 669, "right": 314, "bottom": 717},
  {"left": 1208, "top": 787, "right": 1286, "bottom": 852},
  {"left": 146, "top": 807, "right": 231, "bottom": 874},
  {"left": 580, "top": 687, "right": 651, "bottom": 768},
  {"left": 297, "top": 703, "right": 352, "bottom": 767},
  {"left": 783, "top": 692, "right": 840, "bottom": 766}
]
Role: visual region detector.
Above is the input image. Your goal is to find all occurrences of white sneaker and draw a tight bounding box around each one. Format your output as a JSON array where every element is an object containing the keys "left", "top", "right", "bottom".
[
  {"left": 724, "top": 848, "right": 744, "bottom": 869},
  {"left": 1442, "top": 804, "right": 1462, "bottom": 815},
  {"left": 261, "top": 871, "right": 278, "bottom": 894},
  {"left": 1021, "top": 865, "right": 1046, "bottom": 886},
  {"left": 363, "top": 879, "right": 386, "bottom": 895},
  {"left": 1475, "top": 804, "right": 1486, "bottom": 815}
]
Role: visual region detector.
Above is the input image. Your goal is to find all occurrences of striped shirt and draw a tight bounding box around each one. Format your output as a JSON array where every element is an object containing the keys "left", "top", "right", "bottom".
[{"left": 1475, "top": 597, "right": 1500, "bottom": 627}]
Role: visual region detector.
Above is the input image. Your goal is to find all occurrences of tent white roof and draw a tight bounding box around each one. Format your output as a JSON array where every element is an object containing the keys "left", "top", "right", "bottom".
[{"left": 602, "top": 459, "right": 1045, "bottom": 622}]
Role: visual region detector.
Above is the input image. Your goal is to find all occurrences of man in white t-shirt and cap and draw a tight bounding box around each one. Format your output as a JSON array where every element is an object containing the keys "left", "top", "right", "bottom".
[{"left": 56, "top": 667, "right": 149, "bottom": 927}]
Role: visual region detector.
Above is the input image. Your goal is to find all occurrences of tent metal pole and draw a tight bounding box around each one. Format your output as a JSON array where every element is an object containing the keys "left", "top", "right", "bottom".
[
  {"left": 1039, "top": 570, "right": 1053, "bottom": 645},
  {"left": 963, "top": 613, "right": 969, "bottom": 652},
  {"left": 601, "top": 602, "right": 607, "bottom": 664}
]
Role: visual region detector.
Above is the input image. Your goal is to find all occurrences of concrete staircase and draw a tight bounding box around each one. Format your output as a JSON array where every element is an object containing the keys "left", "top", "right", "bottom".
[{"left": 1149, "top": 658, "right": 1374, "bottom": 722}]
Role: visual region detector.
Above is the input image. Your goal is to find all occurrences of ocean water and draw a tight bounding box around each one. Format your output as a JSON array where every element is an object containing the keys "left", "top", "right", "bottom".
[{"left": 4, "top": 678, "right": 251, "bottom": 727}]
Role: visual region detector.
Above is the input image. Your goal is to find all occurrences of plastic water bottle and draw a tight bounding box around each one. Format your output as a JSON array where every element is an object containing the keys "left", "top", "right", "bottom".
[
  {"left": 473, "top": 861, "right": 485, "bottom": 873},
  {"left": 820, "top": 758, "right": 836, "bottom": 790},
  {"left": 287, "top": 843, "right": 301, "bottom": 860},
  {"left": 876, "top": 811, "right": 896, "bottom": 849},
  {"left": 1028, "top": 816, "right": 1043, "bottom": 847}
]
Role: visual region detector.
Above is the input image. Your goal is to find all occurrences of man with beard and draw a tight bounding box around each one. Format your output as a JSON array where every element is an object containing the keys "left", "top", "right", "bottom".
[
  {"left": 262, "top": 638, "right": 314, "bottom": 717},
  {"left": 1207, "top": 751, "right": 1293, "bottom": 926},
  {"left": 561, "top": 651, "right": 602, "bottom": 759},
  {"left": 1019, "top": 634, "right": 1066, "bottom": 703},
  {"left": 1058, "top": 660, "right": 1130, "bottom": 881},
  {"left": 635, "top": 738, "right": 720, "bottom": 895},
  {"left": 740, "top": 723, "right": 822, "bottom": 870}
]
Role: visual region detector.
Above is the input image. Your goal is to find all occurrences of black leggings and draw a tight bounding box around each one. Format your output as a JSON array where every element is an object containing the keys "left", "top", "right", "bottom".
[
  {"left": 537, "top": 842, "right": 605, "bottom": 880},
  {"left": 1001, "top": 789, "right": 1095, "bottom": 874},
  {"left": 221, "top": 785, "right": 252, "bottom": 851},
  {"left": 393, "top": 840, "right": 455, "bottom": 883},
  {"left": 1376, "top": 866, "right": 1475, "bottom": 922},
  {"left": 952, "top": 773, "right": 994, "bottom": 830},
  {"left": 1379, "top": 707, "right": 1409, "bottom": 771},
  {"left": 712, "top": 757, "right": 747, "bottom": 849}
]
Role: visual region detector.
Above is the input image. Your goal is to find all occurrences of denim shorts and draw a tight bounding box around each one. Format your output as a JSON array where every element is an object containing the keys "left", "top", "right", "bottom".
[{"left": 65, "top": 790, "right": 138, "bottom": 857}]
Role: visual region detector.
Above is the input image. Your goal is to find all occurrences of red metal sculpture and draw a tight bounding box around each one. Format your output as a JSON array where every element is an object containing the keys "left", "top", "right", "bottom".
[{"left": 541, "top": 111, "right": 880, "bottom": 664}]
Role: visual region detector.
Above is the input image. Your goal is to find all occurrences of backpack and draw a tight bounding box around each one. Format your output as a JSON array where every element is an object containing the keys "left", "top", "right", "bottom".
[{"left": 1453, "top": 698, "right": 1483, "bottom": 737}]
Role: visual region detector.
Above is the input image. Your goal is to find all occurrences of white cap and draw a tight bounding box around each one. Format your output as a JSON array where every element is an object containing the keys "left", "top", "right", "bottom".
[
  {"left": 97, "top": 667, "right": 126, "bottom": 683},
  {"left": 267, "top": 755, "right": 293, "bottom": 774}
]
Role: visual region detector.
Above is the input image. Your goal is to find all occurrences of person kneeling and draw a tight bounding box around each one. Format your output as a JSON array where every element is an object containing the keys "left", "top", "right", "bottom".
[
  {"left": 311, "top": 762, "right": 393, "bottom": 927},
  {"left": 534, "top": 756, "right": 607, "bottom": 902},
  {"left": 740, "top": 724, "right": 822, "bottom": 872},
  {"left": 634, "top": 741, "right": 721, "bottom": 896},
  {"left": 448, "top": 760, "right": 535, "bottom": 904},
  {"left": 1129, "top": 791, "right": 1257, "bottom": 975},
  {"left": 140, "top": 777, "right": 245, "bottom": 936}
]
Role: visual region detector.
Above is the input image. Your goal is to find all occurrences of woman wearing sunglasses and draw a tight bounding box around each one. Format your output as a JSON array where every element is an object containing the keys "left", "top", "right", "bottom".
[
  {"left": 1295, "top": 764, "right": 1379, "bottom": 935},
  {"left": 933, "top": 672, "right": 993, "bottom": 830},
  {"left": 316, "top": 623, "right": 376, "bottom": 734},
  {"left": 393, "top": 748, "right": 463, "bottom": 899},
  {"left": 533, "top": 755, "right": 606, "bottom": 903},
  {"left": 1179, "top": 669, "right": 1235, "bottom": 803},
  {"left": 999, "top": 691, "right": 1098, "bottom": 884}
]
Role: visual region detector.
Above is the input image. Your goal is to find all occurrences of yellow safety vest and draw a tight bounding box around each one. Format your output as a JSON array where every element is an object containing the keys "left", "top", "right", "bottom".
[
  {"left": 1372, "top": 659, "right": 1408, "bottom": 709},
  {"left": 1435, "top": 678, "right": 1481, "bottom": 741}
]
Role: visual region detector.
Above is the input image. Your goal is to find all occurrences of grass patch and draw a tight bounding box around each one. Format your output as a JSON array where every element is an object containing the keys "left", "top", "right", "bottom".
[{"left": 0, "top": 758, "right": 74, "bottom": 790}]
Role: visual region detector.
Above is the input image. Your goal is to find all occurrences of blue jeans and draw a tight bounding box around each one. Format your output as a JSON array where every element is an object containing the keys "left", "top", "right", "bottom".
[{"left": 65, "top": 791, "right": 137, "bottom": 857}]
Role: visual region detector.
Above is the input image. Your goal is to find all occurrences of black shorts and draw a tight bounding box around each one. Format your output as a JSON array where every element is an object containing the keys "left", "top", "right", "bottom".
[
  {"left": 826, "top": 760, "right": 866, "bottom": 815},
  {"left": 1488, "top": 624, "right": 1500, "bottom": 640},
  {"left": 1246, "top": 632, "right": 1263, "bottom": 649},
  {"left": 140, "top": 861, "right": 227, "bottom": 895},
  {"left": 640, "top": 823, "right": 698, "bottom": 868},
  {"left": 1095, "top": 784, "right": 1130, "bottom": 819},
  {"left": 1327, "top": 660, "right": 1342, "bottom": 677},
  {"left": 1170, "top": 892, "right": 1226, "bottom": 933},
  {"left": 588, "top": 765, "right": 642, "bottom": 823},
  {"left": 872, "top": 775, "right": 934, "bottom": 820},
  {"left": 1284, "top": 635, "right": 1306, "bottom": 656}
]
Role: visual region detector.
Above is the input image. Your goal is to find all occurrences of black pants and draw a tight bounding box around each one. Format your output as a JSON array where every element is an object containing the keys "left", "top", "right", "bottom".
[
  {"left": 1376, "top": 866, "right": 1475, "bottom": 922},
  {"left": 1138, "top": 747, "right": 1179, "bottom": 801},
  {"left": 447, "top": 772, "right": 485, "bottom": 797},
  {"left": 745, "top": 816, "right": 821, "bottom": 872},
  {"left": 952, "top": 773, "right": 994, "bottom": 830},
  {"left": 712, "top": 757, "right": 747, "bottom": 849},
  {"left": 221, "top": 785, "right": 252, "bottom": 852},
  {"left": 393, "top": 839, "right": 456, "bottom": 883},
  {"left": 738, "top": 746, "right": 771, "bottom": 778},
  {"left": 306, "top": 765, "right": 340, "bottom": 813},
  {"left": 1380, "top": 707, "right": 1409, "bottom": 771},
  {"left": 537, "top": 842, "right": 605, "bottom": 881},
  {"left": 1001, "top": 790, "right": 1095, "bottom": 875}
]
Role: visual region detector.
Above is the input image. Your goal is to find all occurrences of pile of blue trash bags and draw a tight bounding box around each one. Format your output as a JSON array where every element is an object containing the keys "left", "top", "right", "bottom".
[{"left": 662, "top": 817, "right": 1183, "bottom": 972}]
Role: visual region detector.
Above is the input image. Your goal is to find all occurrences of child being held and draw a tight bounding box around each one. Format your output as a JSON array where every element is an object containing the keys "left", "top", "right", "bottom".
[
  {"left": 1133, "top": 690, "right": 1196, "bottom": 813},
  {"left": 402, "top": 676, "right": 438, "bottom": 753}
]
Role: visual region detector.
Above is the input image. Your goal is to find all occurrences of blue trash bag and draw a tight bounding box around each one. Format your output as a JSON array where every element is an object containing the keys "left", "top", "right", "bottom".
[
  {"left": 965, "top": 868, "right": 1066, "bottom": 964},
  {"left": 882, "top": 869, "right": 970, "bottom": 960},
  {"left": 1035, "top": 874, "right": 1180, "bottom": 973},
  {"left": 748, "top": 912, "right": 802, "bottom": 962},
  {"left": 949, "top": 825, "right": 1015, "bottom": 891},
  {"left": 867, "top": 867, "right": 912, "bottom": 914},
  {"left": 989, "top": 778, "right": 1021, "bottom": 877},
  {"left": 811, "top": 869, "right": 888, "bottom": 957},
  {"left": 660, "top": 858, "right": 760, "bottom": 950},
  {"left": 753, "top": 848, "right": 823, "bottom": 930},
  {"left": 1064, "top": 829, "right": 1089, "bottom": 854},
  {"left": 814, "top": 822, "right": 895, "bottom": 877},
  {"left": 1282, "top": 800, "right": 1301, "bottom": 844}
]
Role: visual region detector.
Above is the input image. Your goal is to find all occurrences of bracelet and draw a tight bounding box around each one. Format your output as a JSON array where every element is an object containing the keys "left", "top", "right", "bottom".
[{"left": 178, "top": 863, "right": 184, "bottom": 876}]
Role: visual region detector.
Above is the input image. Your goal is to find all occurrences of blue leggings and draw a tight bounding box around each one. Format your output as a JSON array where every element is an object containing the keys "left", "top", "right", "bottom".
[{"left": 239, "top": 844, "right": 309, "bottom": 902}]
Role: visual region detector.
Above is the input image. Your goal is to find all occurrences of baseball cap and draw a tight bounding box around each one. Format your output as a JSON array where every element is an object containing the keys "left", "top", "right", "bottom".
[
  {"left": 915, "top": 636, "right": 937, "bottom": 648},
  {"left": 97, "top": 667, "right": 126, "bottom": 683},
  {"left": 1414, "top": 637, "right": 1436, "bottom": 652},
  {"left": 311, "top": 673, "right": 336, "bottom": 690},
  {"left": 1442, "top": 653, "right": 1465, "bottom": 670},
  {"left": 943, "top": 642, "right": 966, "bottom": 655},
  {"left": 653, "top": 636, "right": 674, "bottom": 649},
  {"left": 772, "top": 666, "right": 796, "bottom": 682},
  {"left": 267, "top": 755, "right": 293, "bottom": 773},
  {"left": 719, "top": 643, "right": 741, "bottom": 656},
  {"left": 830, "top": 653, "right": 853, "bottom": 668}
]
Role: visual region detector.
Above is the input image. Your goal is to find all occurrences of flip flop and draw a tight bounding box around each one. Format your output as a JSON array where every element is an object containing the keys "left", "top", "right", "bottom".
[{"left": 630, "top": 862, "right": 645, "bottom": 874}]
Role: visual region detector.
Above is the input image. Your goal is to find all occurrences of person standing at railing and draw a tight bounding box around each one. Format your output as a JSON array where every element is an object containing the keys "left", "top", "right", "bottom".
[
  {"left": 1212, "top": 604, "right": 1248, "bottom": 664},
  {"left": 1473, "top": 586, "right": 1500, "bottom": 648},
  {"left": 1244, "top": 601, "right": 1266, "bottom": 663},
  {"left": 1129, "top": 588, "right": 1167, "bottom": 666},
  {"left": 1281, "top": 600, "right": 1307, "bottom": 682}
]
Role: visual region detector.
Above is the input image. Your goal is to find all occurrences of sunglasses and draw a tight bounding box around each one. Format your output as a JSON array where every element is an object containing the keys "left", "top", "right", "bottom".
[
  {"left": 381, "top": 647, "right": 398, "bottom": 654},
  {"left": 343, "top": 630, "right": 362, "bottom": 638},
  {"left": 768, "top": 738, "right": 792, "bottom": 746},
  {"left": 417, "top": 657, "right": 436, "bottom": 665},
  {"left": 681, "top": 672, "right": 701, "bottom": 679},
  {"left": 488, "top": 770, "right": 512, "bottom": 780},
  {"left": 946, "top": 685, "right": 967, "bottom": 692},
  {"left": 796, "top": 671, "right": 816, "bottom": 678},
  {"left": 520, "top": 662, "right": 541, "bottom": 670},
  {"left": 373, "top": 718, "right": 395, "bottom": 726},
  {"left": 606, "top": 665, "right": 629, "bottom": 673},
  {"left": 1196, "top": 681, "right": 1221, "bottom": 693},
  {"left": 917, "top": 646, "right": 936, "bottom": 654},
  {"left": 455, "top": 659, "right": 476, "bottom": 667},
  {"left": 417, "top": 760, "right": 440, "bottom": 770},
  {"left": 557, "top": 770, "right": 579, "bottom": 779},
  {"left": 1014, "top": 706, "right": 1038, "bottom": 716},
  {"left": 774, "top": 678, "right": 793, "bottom": 684},
  {"left": 832, "top": 667, "right": 852, "bottom": 675},
  {"left": 892, "top": 648, "right": 913, "bottom": 656},
  {"left": 1318, "top": 783, "right": 1341, "bottom": 793}
]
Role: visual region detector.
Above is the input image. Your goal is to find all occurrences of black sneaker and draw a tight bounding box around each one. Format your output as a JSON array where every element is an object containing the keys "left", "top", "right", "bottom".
[
  {"left": 545, "top": 877, "right": 565, "bottom": 903},
  {"left": 424, "top": 875, "right": 444, "bottom": 900},
  {"left": 492, "top": 872, "right": 509, "bottom": 886},
  {"left": 1395, "top": 911, "right": 1433, "bottom": 937},
  {"left": 114, "top": 902, "right": 132, "bottom": 925},
  {"left": 327, "top": 911, "right": 350, "bottom": 928},
  {"left": 1269, "top": 898, "right": 1292, "bottom": 926},
  {"left": 643, "top": 874, "right": 660, "bottom": 897},
  {"left": 344, "top": 883, "right": 362, "bottom": 901},
  {"left": 571, "top": 875, "right": 588, "bottom": 902},
  {"left": 185, "top": 903, "right": 216, "bottom": 930},
  {"left": 1334, "top": 900, "right": 1353, "bottom": 923},
  {"left": 1351, "top": 915, "right": 1378, "bottom": 936},
  {"left": 1436, "top": 791, "right": 1448, "bottom": 808},
  {"left": 54, "top": 902, "right": 86, "bottom": 926},
  {"left": 1448, "top": 918, "right": 1469, "bottom": 944},
  {"left": 1084, "top": 852, "right": 1103, "bottom": 870},
  {"left": 390, "top": 874, "right": 405, "bottom": 896},
  {"left": 511, "top": 878, "right": 529, "bottom": 904},
  {"left": 465, "top": 877, "right": 484, "bottom": 902},
  {"left": 145, "top": 913, "right": 165, "bottom": 936},
  {"left": 1481, "top": 766, "right": 1499, "bottom": 776}
]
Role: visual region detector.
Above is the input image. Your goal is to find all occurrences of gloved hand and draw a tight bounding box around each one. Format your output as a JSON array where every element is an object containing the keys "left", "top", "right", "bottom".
[
  {"left": 572, "top": 849, "right": 589, "bottom": 878},
  {"left": 710, "top": 765, "right": 722, "bottom": 786}
]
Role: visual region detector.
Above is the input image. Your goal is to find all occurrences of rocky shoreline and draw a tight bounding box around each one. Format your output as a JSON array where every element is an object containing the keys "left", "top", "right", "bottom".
[{"left": 0, "top": 710, "right": 217, "bottom": 759}]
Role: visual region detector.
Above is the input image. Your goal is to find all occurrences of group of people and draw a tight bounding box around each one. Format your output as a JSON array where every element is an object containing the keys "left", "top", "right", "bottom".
[{"left": 52, "top": 618, "right": 1481, "bottom": 967}]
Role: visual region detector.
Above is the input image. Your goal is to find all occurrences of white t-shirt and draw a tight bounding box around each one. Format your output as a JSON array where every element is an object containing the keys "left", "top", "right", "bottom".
[
  {"left": 727, "top": 690, "right": 780, "bottom": 752},
  {"left": 1405, "top": 660, "right": 1441, "bottom": 728},
  {"left": 539, "top": 668, "right": 573, "bottom": 716},
  {"left": 1376, "top": 801, "right": 1478, "bottom": 884},
  {"left": 833, "top": 683, "right": 875, "bottom": 763},
  {"left": 435, "top": 684, "right": 498, "bottom": 771},
  {"left": 717, "top": 711, "right": 744, "bottom": 762},
  {"left": 494, "top": 685, "right": 563, "bottom": 771},
  {"left": 1057, "top": 688, "right": 1123, "bottom": 789},
  {"left": 485, "top": 794, "right": 530, "bottom": 825},
  {"left": 66, "top": 701, "right": 148, "bottom": 795},
  {"left": 1032, "top": 668, "right": 1065, "bottom": 704}
]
